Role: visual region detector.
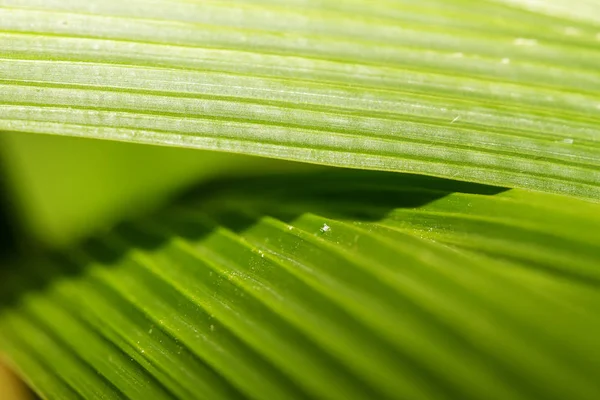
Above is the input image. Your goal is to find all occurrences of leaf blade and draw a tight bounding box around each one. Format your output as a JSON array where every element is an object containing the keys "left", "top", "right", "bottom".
[
  {"left": 2, "top": 171, "right": 600, "bottom": 400},
  {"left": 2, "top": 0, "right": 600, "bottom": 198}
]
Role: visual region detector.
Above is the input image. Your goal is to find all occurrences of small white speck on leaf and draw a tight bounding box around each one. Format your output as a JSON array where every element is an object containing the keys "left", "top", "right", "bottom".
[
  {"left": 563, "top": 138, "right": 574, "bottom": 144},
  {"left": 320, "top": 223, "right": 331, "bottom": 233},
  {"left": 210, "top": 324, "right": 215, "bottom": 332},
  {"left": 141, "top": 350, "right": 145, "bottom": 354},
  {"left": 514, "top": 38, "right": 538, "bottom": 46},
  {"left": 287, "top": 225, "right": 293, "bottom": 230},
  {"left": 148, "top": 328, "right": 153, "bottom": 334},
  {"left": 259, "top": 250, "right": 264, "bottom": 258},
  {"left": 450, "top": 115, "right": 460, "bottom": 124},
  {"left": 501, "top": 58, "right": 510, "bottom": 64}
]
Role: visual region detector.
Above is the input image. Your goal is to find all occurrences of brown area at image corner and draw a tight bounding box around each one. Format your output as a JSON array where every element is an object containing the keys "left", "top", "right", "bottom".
[{"left": 0, "top": 357, "right": 33, "bottom": 400}]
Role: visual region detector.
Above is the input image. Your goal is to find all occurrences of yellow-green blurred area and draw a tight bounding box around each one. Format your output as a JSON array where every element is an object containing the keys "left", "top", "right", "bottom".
[
  {"left": 0, "top": 132, "right": 310, "bottom": 248},
  {"left": 0, "top": 359, "right": 32, "bottom": 400}
]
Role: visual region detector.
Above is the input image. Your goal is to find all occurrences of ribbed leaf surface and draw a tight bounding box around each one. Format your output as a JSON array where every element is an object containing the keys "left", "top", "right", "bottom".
[
  {"left": 1, "top": 0, "right": 600, "bottom": 198},
  {"left": 2, "top": 171, "right": 599, "bottom": 400}
]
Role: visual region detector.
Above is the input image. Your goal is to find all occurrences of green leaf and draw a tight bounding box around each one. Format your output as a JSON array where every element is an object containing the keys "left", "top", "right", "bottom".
[
  {"left": 1, "top": 0, "right": 600, "bottom": 198},
  {"left": 2, "top": 171, "right": 600, "bottom": 400}
]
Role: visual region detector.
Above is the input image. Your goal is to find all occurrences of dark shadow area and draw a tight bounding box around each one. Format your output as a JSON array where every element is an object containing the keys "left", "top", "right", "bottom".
[
  {"left": 0, "top": 159, "right": 19, "bottom": 261},
  {"left": 0, "top": 153, "right": 41, "bottom": 400},
  {"left": 0, "top": 168, "right": 507, "bottom": 309}
]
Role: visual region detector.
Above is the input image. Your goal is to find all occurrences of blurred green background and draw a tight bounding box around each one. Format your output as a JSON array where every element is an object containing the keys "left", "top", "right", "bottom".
[{"left": 0, "top": 132, "right": 312, "bottom": 248}]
